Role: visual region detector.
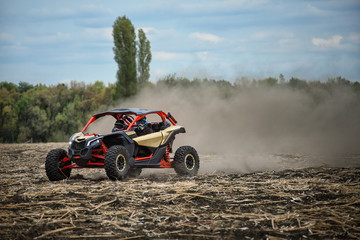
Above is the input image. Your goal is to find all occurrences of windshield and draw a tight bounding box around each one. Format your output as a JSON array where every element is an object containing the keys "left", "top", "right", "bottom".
[{"left": 83, "top": 115, "right": 117, "bottom": 135}]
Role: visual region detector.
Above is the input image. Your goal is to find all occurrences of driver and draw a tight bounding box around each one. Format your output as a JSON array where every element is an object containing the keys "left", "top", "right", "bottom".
[
  {"left": 112, "top": 119, "right": 126, "bottom": 132},
  {"left": 135, "top": 117, "right": 153, "bottom": 136}
]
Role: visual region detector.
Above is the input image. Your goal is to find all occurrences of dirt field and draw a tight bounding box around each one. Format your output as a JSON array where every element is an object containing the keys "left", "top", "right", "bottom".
[{"left": 1, "top": 143, "right": 359, "bottom": 239}]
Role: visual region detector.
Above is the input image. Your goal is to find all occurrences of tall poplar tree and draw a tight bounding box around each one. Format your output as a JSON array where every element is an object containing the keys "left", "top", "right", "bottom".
[
  {"left": 112, "top": 16, "right": 137, "bottom": 99},
  {"left": 137, "top": 29, "right": 152, "bottom": 87}
]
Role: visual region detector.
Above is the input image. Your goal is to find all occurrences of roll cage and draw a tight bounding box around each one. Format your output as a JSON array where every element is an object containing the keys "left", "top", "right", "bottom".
[{"left": 81, "top": 108, "right": 177, "bottom": 133}]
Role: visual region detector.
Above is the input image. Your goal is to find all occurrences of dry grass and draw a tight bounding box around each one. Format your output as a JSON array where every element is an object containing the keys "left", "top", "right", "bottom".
[{"left": 0, "top": 143, "right": 359, "bottom": 239}]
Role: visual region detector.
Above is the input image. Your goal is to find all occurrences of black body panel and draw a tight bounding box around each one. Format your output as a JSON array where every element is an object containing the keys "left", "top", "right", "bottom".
[
  {"left": 130, "top": 146, "right": 167, "bottom": 167},
  {"left": 102, "top": 132, "right": 135, "bottom": 156}
]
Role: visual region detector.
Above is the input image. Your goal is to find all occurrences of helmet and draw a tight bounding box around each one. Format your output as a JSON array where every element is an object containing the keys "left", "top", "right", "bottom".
[
  {"left": 114, "top": 119, "right": 126, "bottom": 130},
  {"left": 137, "top": 117, "right": 147, "bottom": 130}
]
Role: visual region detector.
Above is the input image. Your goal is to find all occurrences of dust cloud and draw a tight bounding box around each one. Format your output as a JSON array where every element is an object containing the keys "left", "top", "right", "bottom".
[{"left": 116, "top": 84, "right": 360, "bottom": 172}]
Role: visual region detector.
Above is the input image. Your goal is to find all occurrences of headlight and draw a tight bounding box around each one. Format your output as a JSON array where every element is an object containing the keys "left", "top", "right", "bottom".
[
  {"left": 87, "top": 137, "right": 103, "bottom": 147},
  {"left": 69, "top": 136, "right": 74, "bottom": 146},
  {"left": 68, "top": 132, "right": 82, "bottom": 146}
]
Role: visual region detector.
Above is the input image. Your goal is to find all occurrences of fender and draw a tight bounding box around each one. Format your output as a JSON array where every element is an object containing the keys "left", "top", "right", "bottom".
[
  {"left": 160, "top": 127, "right": 185, "bottom": 147},
  {"left": 102, "top": 132, "right": 135, "bottom": 157}
]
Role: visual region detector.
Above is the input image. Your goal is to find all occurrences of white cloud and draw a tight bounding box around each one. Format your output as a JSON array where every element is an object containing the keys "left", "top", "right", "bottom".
[
  {"left": 24, "top": 32, "right": 72, "bottom": 44},
  {"left": 83, "top": 28, "right": 112, "bottom": 41},
  {"left": 153, "top": 68, "right": 167, "bottom": 75},
  {"left": 153, "top": 51, "right": 184, "bottom": 60},
  {"left": 278, "top": 38, "right": 301, "bottom": 47},
  {"left": 251, "top": 31, "right": 294, "bottom": 41},
  {"left": 251, "top": 32, "right": 269, "bottom": 40},
  {"left": 235, "top": 46, "right": 247, "bottom": 52},
  {"left": 30, "top": 7, "right": 75, "bottom": 18},
  {"left": 29, "top": 4, "right": 112, "bottom": 20},
  {"left": 140, "top": 27, "right": 156, "bottom": 34},
  {"left": 276, "top": 38, "right": 307, "bottom": 53},
  {"left": 307, "top": 4, "right": 332, "bottom": 16},
  {"left": 138, "top": 28, "right": 181, "bottom": 43},
  {"left": 312, "top": 35, "right": 343, "bottom": 48},
  {"left": 0, "top": 33, "right": 14, "bottom": 42},
  {"left": 151, "top": 68, "right": 167, "bottom": 80},
  {"left": 80, "top": 4, "right": 113, "bottom": 14},
  {"left": 195, "top": 51, "right": 210, "bottom": 60},
  {"left": 179, "top": 0, "right": 269, "bottom": 12},
  {"left": 279, "top": 39, "right": 291, "bottom": 45},
  {"left": 190, "top": 32, "right": 224, "bottom": 43}
]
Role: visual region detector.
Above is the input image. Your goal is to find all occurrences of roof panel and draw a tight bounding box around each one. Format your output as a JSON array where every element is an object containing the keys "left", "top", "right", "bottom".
[{"left": 93, "top": 108, "right": 162, "bottom": 117}]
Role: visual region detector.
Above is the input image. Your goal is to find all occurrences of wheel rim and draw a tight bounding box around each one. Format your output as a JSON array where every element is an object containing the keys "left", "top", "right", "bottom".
[
  {"left": 116, "top": 154, "right": 126, "bottom": 172},
  {"left": 184, "top": 154, "right": 195, "bottom": 171}
]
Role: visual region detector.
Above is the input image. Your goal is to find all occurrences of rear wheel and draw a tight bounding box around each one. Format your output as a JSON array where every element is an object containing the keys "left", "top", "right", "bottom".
[
  {"left": 174, "top": 146, "right": 200, "bottom": 176},
  {"left": 45, "top": 149, "right": 72, "bottom": 181},
  {"left": 104, "top": 145, "right": 130, "bottom": 180}
]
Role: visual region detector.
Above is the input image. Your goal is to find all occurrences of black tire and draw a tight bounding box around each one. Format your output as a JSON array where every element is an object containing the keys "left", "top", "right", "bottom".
[
  {"left": 45, "top": 148, "right": 72, "bottom": 181},
  {"left": 127, "top": 168, "right": 142, "bottom": 178},
  {"left": 174, "top": 146, "right": 200, "bottom": 176},
  {"left": 104, "top": 145, "right": 130, "bottom": 180}
]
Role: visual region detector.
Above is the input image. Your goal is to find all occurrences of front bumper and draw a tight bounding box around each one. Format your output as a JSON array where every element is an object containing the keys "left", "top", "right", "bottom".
[{"left": 68, "top": 137, "right": 102, "bottom": 165}]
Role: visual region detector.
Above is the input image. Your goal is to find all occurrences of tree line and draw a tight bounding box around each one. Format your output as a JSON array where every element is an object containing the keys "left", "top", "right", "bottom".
[{"left": 1, "top": 75, "right": 359, "bottom": 143}]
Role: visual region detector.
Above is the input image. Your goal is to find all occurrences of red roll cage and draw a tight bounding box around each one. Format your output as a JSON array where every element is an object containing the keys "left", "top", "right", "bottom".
[{"left": 81, "top": 110, "right": 177, "bottom": 133}]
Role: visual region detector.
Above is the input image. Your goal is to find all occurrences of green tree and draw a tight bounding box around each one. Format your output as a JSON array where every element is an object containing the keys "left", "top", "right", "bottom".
[
  {"left": 0, "top": 87, "right": 19, "bottom": 142},
  {"left": 260, "top": 77, "right": 278, "bottom": 87},
  {"left": 112, "top": 16, "right": 137, "bottom": 99},
  {"left": 288, "top": 77, "right": 308, "bottom": 89},
  {"left": 18, "top": 81, "right": 34, "bottom": 93},
  {"left": 0, "top": 81, "right": 18, "bottom": 92},
  {"left": 137, "top": 29, "right": 152, "bottom": 87},
  {"left": 27, "top": 105, "right": 50, "bottom": 142}
]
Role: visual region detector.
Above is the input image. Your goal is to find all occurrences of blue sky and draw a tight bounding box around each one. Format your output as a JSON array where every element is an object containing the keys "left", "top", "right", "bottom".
[{"left": 0, "top": 0, "right": 359, "bottom": 85}]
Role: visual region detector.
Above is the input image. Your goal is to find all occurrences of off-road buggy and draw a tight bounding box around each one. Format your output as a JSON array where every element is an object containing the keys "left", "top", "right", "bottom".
[{"left": 45, "top": 108, "right": 199, "bottom": 181}]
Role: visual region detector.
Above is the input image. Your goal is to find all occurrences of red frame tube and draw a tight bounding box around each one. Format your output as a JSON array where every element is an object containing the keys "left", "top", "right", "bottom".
[
  {"left": 159, "top": 158, "right": 173, "bottom": 168},
  {"left": 135, "top": 154, "right": 153, "bottom": 161},
  {"left": 167, "top": 113, "right": 177, "bottom": 125},
  {"left": 62, "top": 162, "right": 105, "bottom": 170},
  {"left": 82, "top": 116, "right": 96, "bottom": 132},
  {"left": 126, "top": 115, "right": 141, "bottom": 131}
]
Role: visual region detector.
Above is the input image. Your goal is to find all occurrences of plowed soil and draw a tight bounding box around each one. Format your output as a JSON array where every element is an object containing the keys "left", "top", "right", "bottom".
[{"left": 1, "top": 143, "right": 359, "bottom": 239}]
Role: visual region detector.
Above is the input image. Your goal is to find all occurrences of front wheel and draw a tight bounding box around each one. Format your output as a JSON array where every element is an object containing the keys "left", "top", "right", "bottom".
[
  {"left": 173, "top": 146, "right": 200, "bottom": 176},
  {"left": 104, "top": 145, "right": 130, "bottom": 180},
  {"left": 45, "top": 148, "right": 72, "bottom": 181}
]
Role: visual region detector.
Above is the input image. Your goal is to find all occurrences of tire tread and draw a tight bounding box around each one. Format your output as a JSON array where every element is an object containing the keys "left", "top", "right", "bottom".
[
  {"left": 45, "top": 148, "right": 71, "bottom": 181},
  {"left": 173, "top": 146, "right": 200, "bottom": 176}
]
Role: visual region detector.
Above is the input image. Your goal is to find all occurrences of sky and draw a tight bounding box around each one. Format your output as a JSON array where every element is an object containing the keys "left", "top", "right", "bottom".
[{"left": 0, "top": 0, "right": 359, "bottom": 86}]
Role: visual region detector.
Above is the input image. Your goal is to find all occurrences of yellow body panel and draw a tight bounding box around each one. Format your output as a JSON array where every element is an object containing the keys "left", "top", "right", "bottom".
[
  {"left": 72, "top": 132, "right": 93, "bottom": 142},
  {"left": 160, "top": 126, "right": 182, "bottom": 145},
  {"left": 125, "top": 131, "right": 136, "bottom": 137},
  {"left": 133, "top": 132, "right": 163, "bottom": 148},
  {"left": 133, "top": 125, "right": 183, "bottom": 147}
]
